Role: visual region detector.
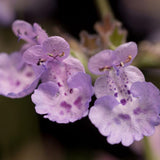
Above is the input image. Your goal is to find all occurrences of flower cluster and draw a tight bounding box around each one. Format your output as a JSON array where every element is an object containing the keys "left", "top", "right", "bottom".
[{"left": 0, "top": 20, "right": 160, "bottom": 146}]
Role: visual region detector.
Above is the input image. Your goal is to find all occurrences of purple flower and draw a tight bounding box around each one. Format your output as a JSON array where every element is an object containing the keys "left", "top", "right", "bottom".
[
  {"left": 19, "top": 24, "right": 92, "bottom": 123},
  {"left": 0, "top": 52, "right": 43, "bottom": 98},
  {"left": 23, "top": 36, "right": 70, "bottom": 65},
  {"left": 88, "top": 42, "right": 160, "bottom": 146},
  {"left": 12, "top": 20, "right": 48, "bottom": 45},
  {"left": 31, "top": 57, "right": 93, "bottom": 123}
]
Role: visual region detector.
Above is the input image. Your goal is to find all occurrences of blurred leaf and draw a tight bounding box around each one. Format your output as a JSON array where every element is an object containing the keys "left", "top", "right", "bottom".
[
  {"left": 134, "top": 41, "right": 160, "bottom": 67},
  {"left": 94, "top": 15, "right": 127, "bottom": 49},
  {"left": 109, "top": 25, "right": 126, "bottom": 47}
]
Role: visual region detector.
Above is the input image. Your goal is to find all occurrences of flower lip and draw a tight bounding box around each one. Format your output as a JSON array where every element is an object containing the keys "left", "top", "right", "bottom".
[
  {"left": 23, "top": 36, "right": 70, "bottom": 66},
  {"left": 88, "top": 42, "right": 137, "bottom": 75},
  {"left": 32, "top": 71, "right": 93, "bottom": 123},
  {"left": 115, "top": 42, "right": 137, "bottom": 67},
  {"left": 89, "top": 82, "right": 160, "bottom": 146},
  {"left": 88, "top": 49, "right": 115, "bottom": 75},
  {"left": 42, "top": 36, "right": 70, "bottom": 61}
]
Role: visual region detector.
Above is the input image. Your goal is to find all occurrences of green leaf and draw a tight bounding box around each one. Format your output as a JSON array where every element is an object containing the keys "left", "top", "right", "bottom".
[{"left": 109, "top": 25, "right": 127, "bottom": 48}]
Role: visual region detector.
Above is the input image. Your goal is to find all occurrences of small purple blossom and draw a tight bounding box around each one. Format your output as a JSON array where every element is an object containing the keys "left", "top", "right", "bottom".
[
  {"left": 0, "top": 52, "right": 43, "bottom": 98},
  {"left": 88, "top": 42, "right": 160, "bottom": 146},
  {"left": 32, "top": 57, "right": 93, "bottom": 123},
  {"left": 23, "top": 36, "right": 70, "bottom": 65},
  {"left": 12, "top": 20, "right": 48, "bottom": 45},
  {"left": 11, "top": 20, "right": 93, "bottom": 123}
]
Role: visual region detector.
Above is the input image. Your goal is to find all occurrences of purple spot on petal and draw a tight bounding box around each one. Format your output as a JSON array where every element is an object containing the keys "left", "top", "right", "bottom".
[
  {"left": 133, "top": 107, "right": 142, "bottom": 115},
  {"left": 15, "top": 80, "right": 20, "bottom": 86},
  {"left": 26, "top": 72, "right": 33, "bottom": 77},
  {"left": 118, "top": 114, "right": 131, "bottom": 120},
  {"left": 60, "top": 101, "right": 72, "bottom": 112},
  {"left": 74, "top": 96, "right": 82, "bottom": 109},
  {"left": 64, "top": 93, "right": 67, "bottom": 96},
  {"left": 120, "top": 99, "right": 126, "bottom": 105},
  {"left": 114, "top": 92, "right": 118, "bottom": 97},
  {"left": 69, "top": 89, "right": 73, "bottom": 94},
  {"left": 57, "top": 82, "right": 62, "bottom": 87},
  {"left": 114, "top": 117, "right": 121, "bottom": 125},
  {"left": 127, "top": 90, "right": 131, "bottom": 94}
]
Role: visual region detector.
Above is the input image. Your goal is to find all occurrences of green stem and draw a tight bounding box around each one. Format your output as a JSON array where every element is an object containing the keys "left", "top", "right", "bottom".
[{"left": 94, "top": 0, "right": 114, "bottom": 19}]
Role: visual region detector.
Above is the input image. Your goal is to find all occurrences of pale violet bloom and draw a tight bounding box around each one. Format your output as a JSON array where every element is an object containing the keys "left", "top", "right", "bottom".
[
  {"left": 0, "top": 52, "right": 43, "bottom": 98},
  {"left": 88, "top": 42, "right": 160, "bottom": 146},
  {"left": 22, "top": 32, "right": 93, "bottom": 123},
  {"left": 32, "top": 57, "right": 93, "bottom": 123}
]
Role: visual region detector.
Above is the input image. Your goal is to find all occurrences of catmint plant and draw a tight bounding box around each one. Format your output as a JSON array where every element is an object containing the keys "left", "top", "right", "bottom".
[{"left": 0, "top": 19, "right": 160, "bottom": 148}]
